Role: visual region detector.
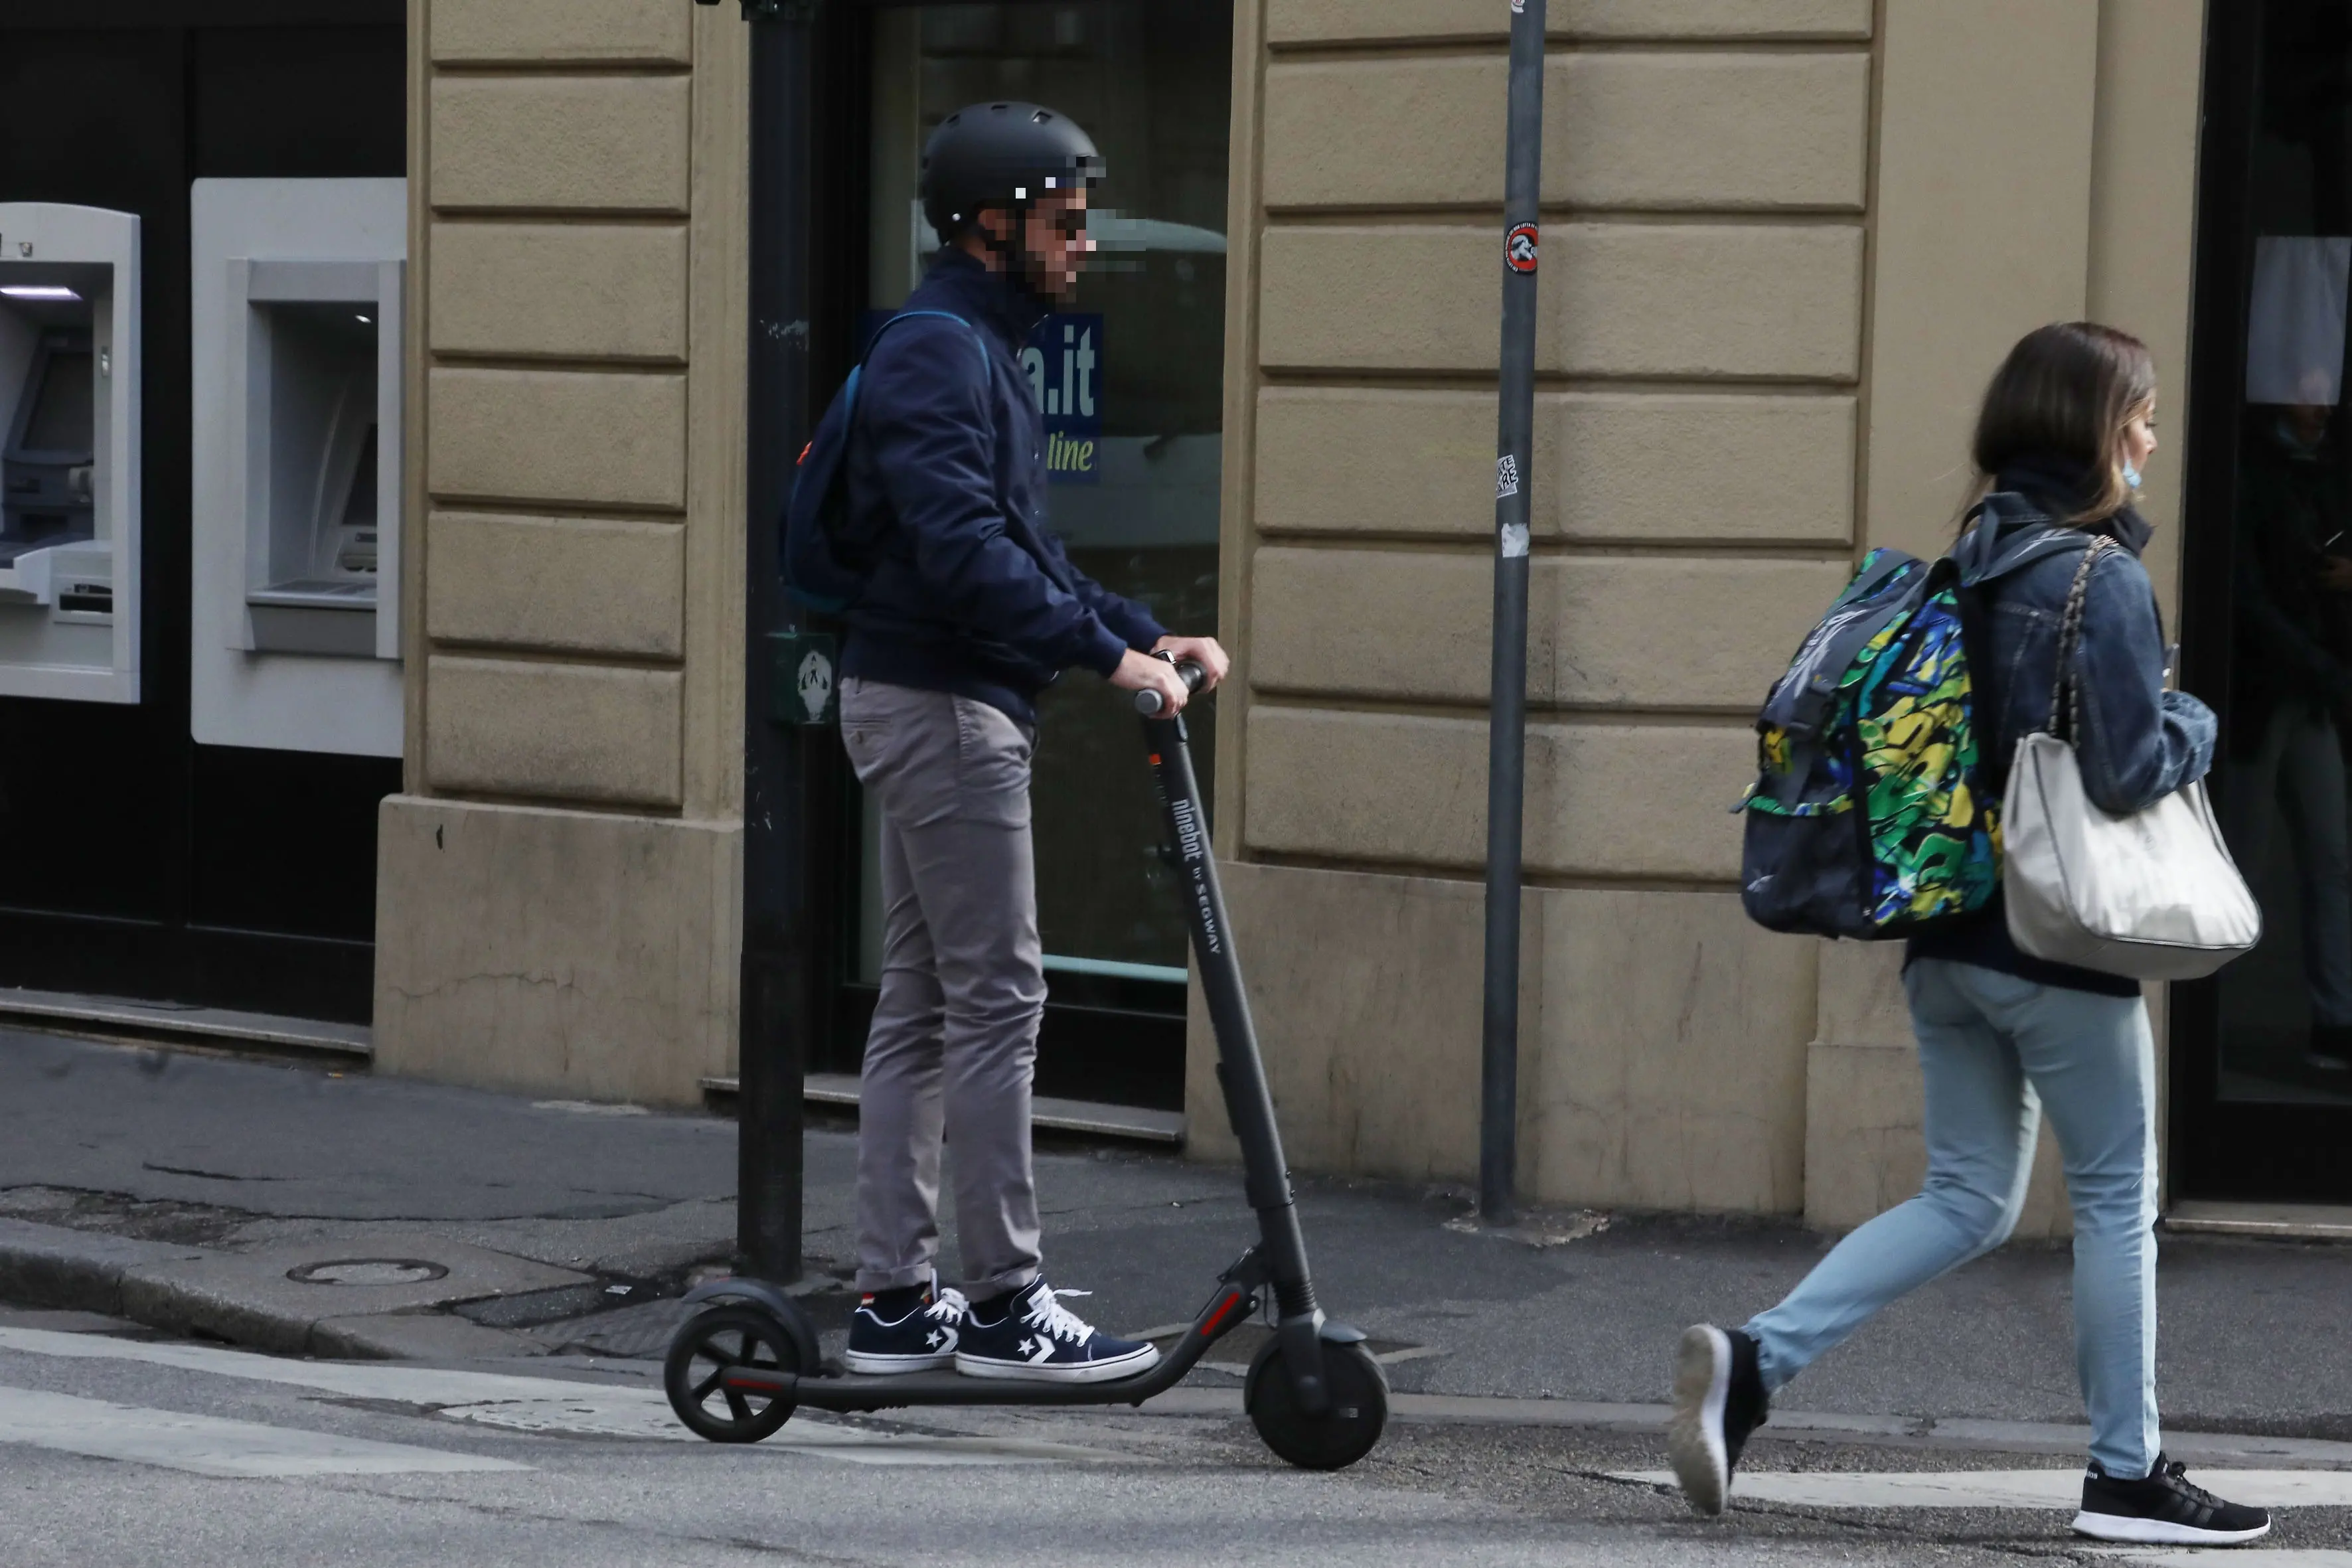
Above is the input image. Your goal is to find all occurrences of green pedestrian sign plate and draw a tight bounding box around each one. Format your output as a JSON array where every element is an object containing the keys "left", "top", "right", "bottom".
[{"left": 769, "top": 631, "right": 837, "bottom": 726}]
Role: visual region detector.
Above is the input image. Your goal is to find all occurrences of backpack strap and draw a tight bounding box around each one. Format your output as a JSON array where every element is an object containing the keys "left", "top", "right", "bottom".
[
  {"left": 1761, "top": 548, "right": 1923, "bottom": 738},
  {"left": 857, "top": 308, "right": 990, "bottom": 382},
  {"left": 842, "top": 309, "right": 992, "bottom": 457},
  {"left": 832, "top": 309, "right": 993, "bottom": 549}
]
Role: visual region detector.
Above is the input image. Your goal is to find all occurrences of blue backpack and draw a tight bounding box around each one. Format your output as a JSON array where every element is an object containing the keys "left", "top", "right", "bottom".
[{"left": 781, "top": 309, "right": 990, "bottom": 613}]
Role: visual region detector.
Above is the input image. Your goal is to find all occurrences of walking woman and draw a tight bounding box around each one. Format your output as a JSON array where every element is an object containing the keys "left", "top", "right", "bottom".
[{"left": 1670, "top": 323, "right": 2270, "bottom": 1547}]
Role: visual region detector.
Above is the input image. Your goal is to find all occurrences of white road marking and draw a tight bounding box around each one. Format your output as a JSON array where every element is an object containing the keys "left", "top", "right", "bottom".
[
  {"left": 1614, "top": 1469, "right": 2352, "bottom": 1510},
  {"left": 0, "top": 1383, "right": 528, "bottom": 1477},
  {"left": 0, "top": 1326, "right": 1127, "bottom": 1466},
  {"left": 2092, "top": 1553, "right": 2352, "bottom": 1567}
]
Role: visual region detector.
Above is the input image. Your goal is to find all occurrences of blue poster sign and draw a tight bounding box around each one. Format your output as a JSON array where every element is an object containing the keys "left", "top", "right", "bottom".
[
  {"left": 1024, "top": 313, "right": 1103, "bottom": 485},
  {"left": 857, "top": 309, "right": 1105, "bottom": 486}
]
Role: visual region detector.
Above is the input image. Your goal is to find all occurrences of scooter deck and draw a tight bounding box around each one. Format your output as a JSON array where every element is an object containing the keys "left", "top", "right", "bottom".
[{"left": 725, "top": 1360, "right": 1184, "bottom": 1412}]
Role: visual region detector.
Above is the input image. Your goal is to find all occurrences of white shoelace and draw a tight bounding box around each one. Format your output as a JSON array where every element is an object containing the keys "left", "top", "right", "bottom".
[
  {"left": 929, "top": 1287, "right": 969, "bottom": 1324},
  {"left": 1021, "top": 1285, "right": 1097, "bottom": 1346}
]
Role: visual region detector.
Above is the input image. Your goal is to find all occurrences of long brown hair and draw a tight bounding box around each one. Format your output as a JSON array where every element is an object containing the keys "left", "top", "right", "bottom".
[{"left": 1970, "top": 321, "right": 2156, "bottom": 524}]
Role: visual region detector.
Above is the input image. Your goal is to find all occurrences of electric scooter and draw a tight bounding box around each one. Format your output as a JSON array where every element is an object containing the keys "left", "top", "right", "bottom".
[{"left": 662, "top": 658, "right": 1388, "bottom": 1470}]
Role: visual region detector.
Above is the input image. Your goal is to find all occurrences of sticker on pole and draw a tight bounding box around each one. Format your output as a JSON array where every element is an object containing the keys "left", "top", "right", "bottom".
[
  {"left": 1495, "top": 453, "right": 1521, "bottom": 501},
  {"left": 1504, "top": 223, "right": 1539, "bottom": 275},
  {"left": 1501, "top": 522, "right": 1530, "bottom": 559},
  {"left": 1510, "top": 0, "right": 1526, "bottom": 12}
]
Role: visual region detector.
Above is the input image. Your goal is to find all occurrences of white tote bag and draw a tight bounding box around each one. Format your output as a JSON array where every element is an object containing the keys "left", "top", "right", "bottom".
[{"left": 2001, "top": 539, "right": 2262, "bottom": 981}]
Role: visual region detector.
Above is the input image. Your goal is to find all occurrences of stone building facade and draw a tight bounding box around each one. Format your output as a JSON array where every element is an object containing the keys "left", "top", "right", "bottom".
[{"left": 378, "top": 0, "right": 2220, "bottom": 1229}]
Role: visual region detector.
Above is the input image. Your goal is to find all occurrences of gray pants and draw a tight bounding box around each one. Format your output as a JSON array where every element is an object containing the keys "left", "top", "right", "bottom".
[{"left": 839, "top": 676, "right": 1044, "bottom": 1296}]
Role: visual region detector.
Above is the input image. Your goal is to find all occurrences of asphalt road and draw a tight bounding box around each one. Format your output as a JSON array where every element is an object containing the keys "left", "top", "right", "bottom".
[{"left": 5, "top": 1308, "right": 2350, "bottom": 1567}]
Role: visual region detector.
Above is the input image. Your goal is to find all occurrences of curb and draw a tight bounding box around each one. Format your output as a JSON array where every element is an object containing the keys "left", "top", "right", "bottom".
[
  {"left": 0, "top": 1217, "right": 536, "bottom": 1361},
  {"left": 0, "top": 1217, "right": 207, "bottom": 1318}
]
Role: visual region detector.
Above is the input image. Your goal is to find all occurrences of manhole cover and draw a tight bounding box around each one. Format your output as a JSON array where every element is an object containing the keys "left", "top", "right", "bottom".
[{"left": 287, "top": 1259, "right": 450, "bottom": 1287}]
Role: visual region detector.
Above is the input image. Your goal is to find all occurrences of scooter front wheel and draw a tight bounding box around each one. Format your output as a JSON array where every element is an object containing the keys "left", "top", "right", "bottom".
[
  {"left": 1245, "top": 1336, "right": 1388, "bottom": 1470},
  {"left": 665, "top": 1303, "right": 803, "bottom": 1443}
]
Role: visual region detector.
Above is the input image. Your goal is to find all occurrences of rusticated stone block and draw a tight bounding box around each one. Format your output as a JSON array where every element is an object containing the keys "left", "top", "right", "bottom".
[
  {"left": 431, "top": 76, "right": 690, "bottom": 214},
  {"left": 1265, "top": 52, "right": 1867, "bottom": 211},
  {"left": 429, "top": 223, "right": 688, "bottom": 362},
  {"left": 426, "top": 657, "right": 682, "bottom": 808},
  {"left": 427, "top": 512, "right": 684, "bottom": 659},
  {"left": 1259, "top": 224, "right": 1863, "bottom": 380},
  {"left": 1254, "top": 388, "right": 1857, "bottom": 544}
]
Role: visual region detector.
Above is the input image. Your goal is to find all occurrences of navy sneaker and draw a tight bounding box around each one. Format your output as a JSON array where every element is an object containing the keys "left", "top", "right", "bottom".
[
  {"left": 954, "top": 1279, "right": 1160, "bottom": 1383},
  {"left": 1668, "top": 1324, "right": 1770, "bottom": 1516},
  {"left": 2073, "top": 1455, "right": 2271, "bottom": 1545},
  {"left": 842, "top": 1278, "right": 967, "bottom": 1375}
]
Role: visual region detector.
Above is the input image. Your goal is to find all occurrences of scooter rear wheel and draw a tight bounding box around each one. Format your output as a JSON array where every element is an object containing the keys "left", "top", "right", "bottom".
[
  {"left": 665, "top": 1303, "right": 801, "bottom": 1443},
  {"left": 1245, "top": 1336, "right": 1388, "bottom": 1470}
]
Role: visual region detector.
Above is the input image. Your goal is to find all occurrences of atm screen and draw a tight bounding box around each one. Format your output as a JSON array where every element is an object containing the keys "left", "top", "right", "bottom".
[{"left": 19, "top": 349, "right": 93, "bottom": 455}]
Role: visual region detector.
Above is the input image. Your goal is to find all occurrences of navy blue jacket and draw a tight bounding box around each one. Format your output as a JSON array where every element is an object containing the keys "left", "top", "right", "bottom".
[
  {"left": 1909, "top": 486, "right": 2217, "bottom": 996},
  {"left": 838, "top": 250, "right": 1167, "bottom": 725}
]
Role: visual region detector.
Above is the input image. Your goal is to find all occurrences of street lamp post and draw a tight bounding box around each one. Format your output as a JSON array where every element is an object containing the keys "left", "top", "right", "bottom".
[{"left": 698, "top": 0, "right": 828, "bottom": 1285}]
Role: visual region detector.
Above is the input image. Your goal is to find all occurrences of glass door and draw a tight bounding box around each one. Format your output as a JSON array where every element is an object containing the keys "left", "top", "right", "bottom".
[
  {"left": 836, "top": 0, "right": 1233, "bottom": 1109},
  {"left": 2177, "top": 0, "right": 2352, "bottom": 1200}
]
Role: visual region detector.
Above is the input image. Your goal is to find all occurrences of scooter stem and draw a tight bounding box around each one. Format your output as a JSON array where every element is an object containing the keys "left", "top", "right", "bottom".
[{"left": 1138, "top": 659, "right": 1331, "bottom": 1413}]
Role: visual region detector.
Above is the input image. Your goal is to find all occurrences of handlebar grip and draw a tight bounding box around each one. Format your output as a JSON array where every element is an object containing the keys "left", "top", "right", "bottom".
[{"left": 1133, "top": 659, "right": 1208, "bottom": 716}]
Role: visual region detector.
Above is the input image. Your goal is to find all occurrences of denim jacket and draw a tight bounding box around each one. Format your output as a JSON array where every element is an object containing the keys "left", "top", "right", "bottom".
[
  {"left": 1909, "top": 491, "right": 2218, "bottom": 994},
  {"left": 1954, "top": 492, "right": 2216, "bottom": 811}
]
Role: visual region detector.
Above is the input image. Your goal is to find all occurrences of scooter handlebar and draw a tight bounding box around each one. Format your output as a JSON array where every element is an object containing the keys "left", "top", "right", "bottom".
[{"left": 1134, "top": 659, "right": 1208, "bottom": 716}]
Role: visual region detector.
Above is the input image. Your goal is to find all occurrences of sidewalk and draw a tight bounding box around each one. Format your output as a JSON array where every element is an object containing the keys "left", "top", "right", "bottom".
[{"left": 5, "top": 1024, "right": 2351, "bottom": 1443}]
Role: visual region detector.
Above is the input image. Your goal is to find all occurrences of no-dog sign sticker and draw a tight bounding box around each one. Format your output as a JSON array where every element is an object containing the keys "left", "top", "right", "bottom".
[{"left": 1504, "top": 222, "right": 1539, "bottom": 275}]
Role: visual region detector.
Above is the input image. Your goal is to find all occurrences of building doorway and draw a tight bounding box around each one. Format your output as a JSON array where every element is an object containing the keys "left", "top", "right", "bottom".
[
  {"left": 816, "top": 0, "right": 1235, "bottom": 1111},
  {"left": 2178, "top": 0, "right": 2352, "bottom": 1200}
]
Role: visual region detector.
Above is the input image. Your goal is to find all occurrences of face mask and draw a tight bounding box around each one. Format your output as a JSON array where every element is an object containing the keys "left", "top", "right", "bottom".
[{"left": 2121, "top": 459, "right": 2144, "bottom": 492}]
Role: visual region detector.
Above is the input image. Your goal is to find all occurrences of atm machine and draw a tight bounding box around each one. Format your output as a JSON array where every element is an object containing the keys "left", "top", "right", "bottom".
[
  {"left": 0, "top": 204, "right": 141, "bottom": 704},
  {"left": 191, "top": 179, "right": 403, "bottom": 757}
]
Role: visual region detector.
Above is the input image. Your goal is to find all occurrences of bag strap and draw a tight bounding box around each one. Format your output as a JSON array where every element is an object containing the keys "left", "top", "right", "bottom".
[
  {"left": 2046, "top": 535, "right": 2118, "bottom": 740},
  {"left": 836, "top": 309, "right": 990, "bottom": 534},
  {"left": 860, "top": 308, "right": 988, "bottom": 378},
  {"left": 1761, "top": 549, "right": 1922, "bottom": 737}
]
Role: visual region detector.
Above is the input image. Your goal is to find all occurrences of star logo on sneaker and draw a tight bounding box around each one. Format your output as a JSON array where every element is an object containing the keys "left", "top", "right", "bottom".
[{"left": 925, "top": 1330, "right": 945, "bottom": 1349}]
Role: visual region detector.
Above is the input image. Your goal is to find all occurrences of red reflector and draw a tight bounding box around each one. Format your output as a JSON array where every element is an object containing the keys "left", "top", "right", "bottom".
[
  {"left": 1148, "top": 754, "right": 1161, "bottom": 765},
  {"left": 797, "top": 441, "right": 813, "bottom": 465},
  {"left": 1199, "top": 1291, "right": 1244, "bottom": 1337}
]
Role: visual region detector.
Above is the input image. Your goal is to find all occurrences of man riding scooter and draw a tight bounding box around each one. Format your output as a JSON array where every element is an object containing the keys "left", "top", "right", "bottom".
[{"left": 834, "top": 102, "right": 1229, "bottom": 1381}]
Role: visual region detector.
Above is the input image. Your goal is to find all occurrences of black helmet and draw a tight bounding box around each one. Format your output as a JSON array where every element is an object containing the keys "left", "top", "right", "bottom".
[{"left": 921, "top": 102, "right": 1104, "bottom": 239}]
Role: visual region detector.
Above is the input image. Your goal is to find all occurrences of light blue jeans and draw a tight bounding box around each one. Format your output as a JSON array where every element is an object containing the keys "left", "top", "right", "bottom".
[{"left": 1743, "top": 957, "right": 2160, "bottom": 1478}]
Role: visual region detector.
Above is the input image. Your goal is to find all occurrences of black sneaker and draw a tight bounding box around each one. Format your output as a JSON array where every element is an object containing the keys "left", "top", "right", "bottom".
[
  {"left": 2309, "top": 1024, "right": 2352, "bottom": 1072},
  {"left": 1668, "top": 1324, "right": 1769, "bottom": 1516},
  {"left": 2072, "top": 1454, "right": 2272, "bottom": 1545},
  {"left": 955, "top": 1279, "right": 1160, "bottom": 1383},
  {"left": 842, "top": 1279, "right": 967, "bottom": 1375}
]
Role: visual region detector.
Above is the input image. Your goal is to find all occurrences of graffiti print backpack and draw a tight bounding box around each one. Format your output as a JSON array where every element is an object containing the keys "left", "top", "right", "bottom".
[{"left": 1737, "top": 511, "right": 2081, "bottom": 940}]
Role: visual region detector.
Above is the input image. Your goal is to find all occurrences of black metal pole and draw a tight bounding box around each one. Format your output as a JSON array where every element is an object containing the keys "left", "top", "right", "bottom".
[
  {"left": 736, "top": 0, "right": 822, "bottom": 1283},
  {"left": 1480, "top": 0, "right": 1545, "bottom": 1228}
]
